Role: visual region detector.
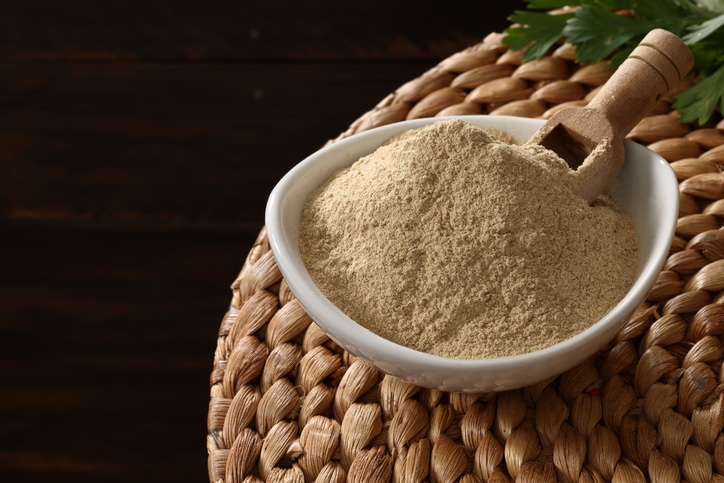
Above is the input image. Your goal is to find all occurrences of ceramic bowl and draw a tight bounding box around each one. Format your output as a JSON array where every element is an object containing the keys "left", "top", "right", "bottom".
[{"left": 265, "top": 115, "right": 678, "bottom": 393}]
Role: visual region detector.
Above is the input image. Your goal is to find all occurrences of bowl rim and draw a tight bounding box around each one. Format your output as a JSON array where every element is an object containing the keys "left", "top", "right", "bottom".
[{"left": 265, "top": 115, "right": 679, "bottom": 384}]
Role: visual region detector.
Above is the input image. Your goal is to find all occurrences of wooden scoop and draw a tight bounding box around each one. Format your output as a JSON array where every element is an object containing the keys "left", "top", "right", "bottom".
[{"left": 533, "top": 29, "right": 694, "bottom": 204}]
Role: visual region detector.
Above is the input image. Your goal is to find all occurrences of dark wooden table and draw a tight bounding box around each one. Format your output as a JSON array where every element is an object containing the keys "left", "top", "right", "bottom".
[{"left": 0, "top": 2, "right": 523, "bottom": 481}]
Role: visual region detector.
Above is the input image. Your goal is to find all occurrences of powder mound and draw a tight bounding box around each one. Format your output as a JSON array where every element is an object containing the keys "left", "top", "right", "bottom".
[{"left": 299, "top": 119, "right": 638, "bottom": 359}]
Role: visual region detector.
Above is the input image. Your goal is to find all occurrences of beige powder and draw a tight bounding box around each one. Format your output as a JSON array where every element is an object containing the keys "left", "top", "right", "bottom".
[{"left": 299, "top": 119, "right": 638, "bottom": 359}]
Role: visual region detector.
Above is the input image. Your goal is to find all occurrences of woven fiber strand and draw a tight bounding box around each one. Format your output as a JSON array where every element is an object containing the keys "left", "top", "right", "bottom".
[{"left": 208, "top": 32, "right": 724, "bottom": 483}]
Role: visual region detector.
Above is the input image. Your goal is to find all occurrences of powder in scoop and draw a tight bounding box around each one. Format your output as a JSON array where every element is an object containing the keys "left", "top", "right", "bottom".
[{"left": 299, "top": 119, "right": 638, "bottom": 359}]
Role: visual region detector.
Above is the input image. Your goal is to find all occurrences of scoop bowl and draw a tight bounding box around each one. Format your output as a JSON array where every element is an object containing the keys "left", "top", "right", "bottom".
[{"left": 265, "top": 115, "right": 678, "bottom": 393}]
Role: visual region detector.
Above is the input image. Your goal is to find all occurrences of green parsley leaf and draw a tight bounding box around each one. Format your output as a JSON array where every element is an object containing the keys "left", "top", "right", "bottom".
[
  {"left": 562, "top": 6, "right": 656, "bottom": 63},
  {"left": 588, "top": 0, "right": 640, "bottom": 9},
  {"left": 673, "top": 63, "right": 724, "bottom": 124},
  {"left": 634, "top": 0, "right": 691, "bottom": 28},
  {"left": 505, "top": 11, "right": 572, "bottom": 61},
  {"left": 683, "top": 13, "right": 724, "bottom": 43},
  {"left": 683, "top": 0, "right": 724, "bottom": 15}
]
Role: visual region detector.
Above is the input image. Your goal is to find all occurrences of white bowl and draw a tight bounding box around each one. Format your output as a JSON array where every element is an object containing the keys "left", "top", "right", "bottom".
[{"left": 265, "top": 115, "right": 678, "bottom": 393}]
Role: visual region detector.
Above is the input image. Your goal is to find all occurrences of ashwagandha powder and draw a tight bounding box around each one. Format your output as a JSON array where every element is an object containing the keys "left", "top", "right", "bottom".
[{"left": 299, "top": 119, "right": 638, "bottom": 359}]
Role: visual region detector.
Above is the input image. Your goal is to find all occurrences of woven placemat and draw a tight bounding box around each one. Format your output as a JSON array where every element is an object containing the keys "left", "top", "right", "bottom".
[{"left": 207, "top": 32, "right": 724, "bottom": 483}]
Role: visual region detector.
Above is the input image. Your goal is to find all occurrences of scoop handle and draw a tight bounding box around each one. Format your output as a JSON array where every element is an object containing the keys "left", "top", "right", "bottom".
[{"left": 586, "top": 29, "right": 694, "bottom": 137}]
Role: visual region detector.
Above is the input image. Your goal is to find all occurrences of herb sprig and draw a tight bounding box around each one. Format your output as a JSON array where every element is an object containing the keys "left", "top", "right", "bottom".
[{"left": 503, "top": 0, "right": 724, "bottom": 125}]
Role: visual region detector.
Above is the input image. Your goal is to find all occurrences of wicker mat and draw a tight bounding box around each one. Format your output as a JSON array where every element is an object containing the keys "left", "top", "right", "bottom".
[{"left": 207, "top": 32, "right": 724, "bottom": 483}]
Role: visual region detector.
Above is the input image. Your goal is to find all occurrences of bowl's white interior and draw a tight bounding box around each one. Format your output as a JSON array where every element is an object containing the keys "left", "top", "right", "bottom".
[{"left": 265, "top": 115, "right": 679, "bottom": 392}]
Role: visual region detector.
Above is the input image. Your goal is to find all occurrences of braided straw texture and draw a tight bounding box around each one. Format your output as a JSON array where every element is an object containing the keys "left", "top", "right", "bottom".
[{"left": 208, "top": 32, "right": 724, "bottom": 483}]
